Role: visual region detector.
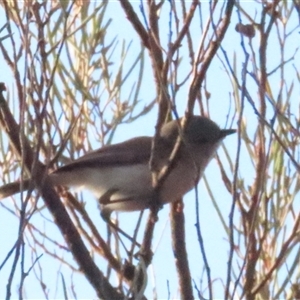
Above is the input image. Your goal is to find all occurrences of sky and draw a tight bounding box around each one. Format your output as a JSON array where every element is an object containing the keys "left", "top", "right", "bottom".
[{"left": 0, "top": 1, "right": 299, "bottom": 299}]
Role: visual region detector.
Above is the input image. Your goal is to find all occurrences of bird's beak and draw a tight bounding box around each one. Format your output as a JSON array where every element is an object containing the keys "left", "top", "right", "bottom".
[{"left": 220, "top": 129, "right": 236, "bottom": 138}]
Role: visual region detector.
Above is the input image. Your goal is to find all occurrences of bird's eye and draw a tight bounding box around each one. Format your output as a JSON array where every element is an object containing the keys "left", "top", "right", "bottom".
[{"left": 197, "top": 138, "right": 209, "bottom": 143}]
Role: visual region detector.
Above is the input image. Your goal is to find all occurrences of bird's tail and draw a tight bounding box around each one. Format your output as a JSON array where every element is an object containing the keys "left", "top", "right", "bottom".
[
  {"left": 0, "top": 179, "right": 31, "bottom": 199},
  {"left": 0, "top": 172, "right": 73, "bottom": 200}
]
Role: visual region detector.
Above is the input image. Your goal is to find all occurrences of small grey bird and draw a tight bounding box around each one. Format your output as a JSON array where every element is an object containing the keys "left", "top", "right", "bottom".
[{"left": 0, "top": 116, "right": 235, "bottom": 216}]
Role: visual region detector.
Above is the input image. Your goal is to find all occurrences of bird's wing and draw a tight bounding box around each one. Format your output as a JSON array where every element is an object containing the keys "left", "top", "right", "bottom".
[{"left": 53, "top": 136, "right": 152, "bottom": 173}]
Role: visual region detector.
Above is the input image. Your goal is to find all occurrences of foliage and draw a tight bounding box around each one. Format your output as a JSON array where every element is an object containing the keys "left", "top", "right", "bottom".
[{"left": 0, "top": 1, "right": 299, "bottom": 299}]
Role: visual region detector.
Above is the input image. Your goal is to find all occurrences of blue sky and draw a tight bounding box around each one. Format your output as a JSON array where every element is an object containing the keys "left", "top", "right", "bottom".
[{"left": 0, "top": 1, "right": 299, "bottom": 299}]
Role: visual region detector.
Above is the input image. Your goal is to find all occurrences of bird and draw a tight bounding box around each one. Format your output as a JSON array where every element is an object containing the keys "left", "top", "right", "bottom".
[{"left": 0, "top": 116, "right": 235, "bottom": 216}]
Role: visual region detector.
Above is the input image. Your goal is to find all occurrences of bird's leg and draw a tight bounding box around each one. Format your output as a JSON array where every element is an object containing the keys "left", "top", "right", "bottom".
[
  {"left": 99, "top": 188, "right": 119, "bottom": 206},
  {"left": 99, "top": 189, "right": 141, "bottom": 248}
]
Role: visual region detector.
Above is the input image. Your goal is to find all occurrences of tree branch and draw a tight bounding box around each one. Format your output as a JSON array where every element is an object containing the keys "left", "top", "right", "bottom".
[{"left": 0, "top": 83, "right": 123, "bottom": 300}]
